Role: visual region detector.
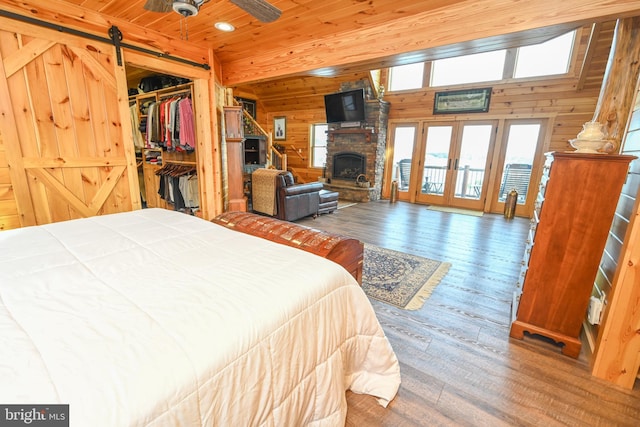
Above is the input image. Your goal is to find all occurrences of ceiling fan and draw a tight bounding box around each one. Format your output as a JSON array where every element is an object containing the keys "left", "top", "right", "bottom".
[{"left": 143, "top": 0, "right": 281, "bottom": 22}]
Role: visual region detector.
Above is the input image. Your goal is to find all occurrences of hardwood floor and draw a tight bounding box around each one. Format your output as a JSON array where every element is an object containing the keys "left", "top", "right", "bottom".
[{"left": 296, "top": 201, "right": 640, "bottom": 427}]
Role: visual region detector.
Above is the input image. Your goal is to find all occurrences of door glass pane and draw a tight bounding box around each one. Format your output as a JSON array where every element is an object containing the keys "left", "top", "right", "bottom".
[
  {"left": 498, "top": 124, "right": 540, "bottom": 203},
  {"left": 422, "top": 126, "right": 452, "bottom": 195},
  {"left": 455, "top": 125, "right": 492, "bottom": 200},
  {"left": 391, "top": 126, "right": 416, "bottom": 192}
]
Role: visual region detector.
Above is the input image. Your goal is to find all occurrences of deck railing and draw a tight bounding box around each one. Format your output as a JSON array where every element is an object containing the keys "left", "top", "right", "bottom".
[
  {"left": 397, "top": 162, "right": 531, "bottom": 202},
  {"left": 397, "top": 163, "right": 485, "bottom": 199}
]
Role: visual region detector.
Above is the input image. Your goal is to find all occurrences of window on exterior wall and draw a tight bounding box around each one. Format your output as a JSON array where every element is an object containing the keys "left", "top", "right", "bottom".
[
  {"left": 431, "top": 50, "right": 507, "bottom": 87},
  {"left": 310, "top": 123, "right": 328, "bottom": 168},
  {"left": 388, "top": 62, "right": 425, "bottom": 91},
  {"left": 514, "top": 31, "right": 575, "bottom": 78},
  {"left": 387, "top": 30, "right": 577, "bottom": 91}
]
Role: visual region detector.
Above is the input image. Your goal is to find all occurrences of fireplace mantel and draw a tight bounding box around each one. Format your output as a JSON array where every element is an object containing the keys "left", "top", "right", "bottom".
[{"left": 328, "top": 129, "right": 372, "bottom": 143}]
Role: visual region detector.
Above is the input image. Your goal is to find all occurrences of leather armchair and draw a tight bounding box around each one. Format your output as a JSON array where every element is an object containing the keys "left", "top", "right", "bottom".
[{"left": 275, "top": 172, "right": 323, "bottom": 221}]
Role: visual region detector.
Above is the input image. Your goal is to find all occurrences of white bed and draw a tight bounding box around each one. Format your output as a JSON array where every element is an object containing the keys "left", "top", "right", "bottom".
[{"left": 0, "top": 208, "right": 400, "bottom": 426}]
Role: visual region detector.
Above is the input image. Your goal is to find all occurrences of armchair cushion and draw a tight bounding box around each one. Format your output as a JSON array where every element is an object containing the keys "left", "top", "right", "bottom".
[{"left": 281, "top": 181, "right": 324, "bottom": 197}]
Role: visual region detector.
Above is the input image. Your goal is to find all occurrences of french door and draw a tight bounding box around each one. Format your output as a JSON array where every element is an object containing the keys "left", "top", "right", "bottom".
[
  {"left": 489, "top": 119, "right": 548, "bottom": 216},
  {"left": 415, "top": 121, "right": 496, "bottom": 210},
  {"left": 389, "top": 123, "right": 419, "bottom": 202},
  {"left": 389, "top": 118, "right": 547, "bottom": 215}
]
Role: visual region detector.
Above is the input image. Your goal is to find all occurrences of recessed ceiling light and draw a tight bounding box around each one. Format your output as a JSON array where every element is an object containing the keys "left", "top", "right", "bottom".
[{"left": 215, "top": 22, "right": 235, "bottom": 32}]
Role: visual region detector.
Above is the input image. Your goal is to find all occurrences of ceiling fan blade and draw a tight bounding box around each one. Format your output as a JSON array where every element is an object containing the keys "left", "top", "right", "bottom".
[
  {"left": 230, "top": 0, "right": 282, "bottom": 23},
  {"left": 143, "top": 0, "right": 173, "bottom": 13}
]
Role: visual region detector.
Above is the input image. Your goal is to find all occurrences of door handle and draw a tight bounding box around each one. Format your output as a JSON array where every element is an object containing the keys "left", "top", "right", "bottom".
[
  {"left": 454, "top": 159, "right": 459, "bottom": 170},
  {"left": 448, "top": 159, "right": 451, "bottom": 170}
]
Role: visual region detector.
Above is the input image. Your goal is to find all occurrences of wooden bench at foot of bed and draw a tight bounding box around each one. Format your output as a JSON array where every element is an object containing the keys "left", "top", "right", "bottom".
[{"left": 212, "top": 211, "right": 364, "bottom": 285}]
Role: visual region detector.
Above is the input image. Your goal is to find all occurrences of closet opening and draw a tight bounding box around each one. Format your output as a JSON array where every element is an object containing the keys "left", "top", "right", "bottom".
[{"left": 126, "top": 66, "right": 199, "bottom": 215}]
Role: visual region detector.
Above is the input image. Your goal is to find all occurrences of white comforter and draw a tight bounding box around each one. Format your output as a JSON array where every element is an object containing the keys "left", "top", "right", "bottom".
[{"left": 0, "top": 209, "right": 400, "bottom": 426}]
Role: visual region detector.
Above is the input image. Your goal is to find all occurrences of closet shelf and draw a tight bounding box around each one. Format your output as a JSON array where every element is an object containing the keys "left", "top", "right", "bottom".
[{"left": 128, "top": 83, "right": 193, "bottom": 102}]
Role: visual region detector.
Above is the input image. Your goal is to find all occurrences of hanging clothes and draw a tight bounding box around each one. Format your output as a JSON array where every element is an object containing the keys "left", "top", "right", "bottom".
[
  {"left": 168, "top": 98, "right": 179, "bottom": 151},
  {"left": 129, "top": 104, "right": 145, "bottom": 150},
  {"left": 155, "top": 163, "right": 199, "bottom": 214},
  {"left": 140, "top": 89, "right": 195, "bottom": 151},
  {"left": 179, "top": 174, "right": 199, "bottom": 208},
  {"left": 178, "top": 97, "right": 196, "bottom": 152},
  {"left": 146, "top": 102, "right": 161, "bottom": 147}
]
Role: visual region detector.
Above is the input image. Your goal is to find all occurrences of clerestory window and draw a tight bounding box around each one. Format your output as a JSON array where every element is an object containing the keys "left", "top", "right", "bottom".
[
  {"left": 513, "top": 31, "right": 575, "bottom": 78},
  {"left": 388, "top": 30, "right": 577, "bottom": 91},
  {"left": 431, "top": 50, "right": 507, "bottom": 87}
]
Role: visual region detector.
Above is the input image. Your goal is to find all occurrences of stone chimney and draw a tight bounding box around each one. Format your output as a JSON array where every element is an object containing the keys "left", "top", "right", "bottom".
[{"left": 324, "top": 80, "right": 390, "bottom": 202}]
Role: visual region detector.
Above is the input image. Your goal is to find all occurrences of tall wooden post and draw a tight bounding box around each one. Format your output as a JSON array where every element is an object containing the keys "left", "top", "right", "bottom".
[{"left": 592, "top": 17, "right": 640, "bottom": 151}]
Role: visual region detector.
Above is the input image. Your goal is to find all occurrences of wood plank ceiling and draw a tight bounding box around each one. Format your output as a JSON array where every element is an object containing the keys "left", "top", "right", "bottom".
[
  {"left": 3, "top": 0, "right": 640, "bottom": 84},
  {"left": 59, "top": 0, "right": 470, "bottom": 65}
]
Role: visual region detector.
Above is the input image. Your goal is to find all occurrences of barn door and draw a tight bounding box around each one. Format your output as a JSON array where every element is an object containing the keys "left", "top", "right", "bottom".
[{"left": 0, "top": 24, "right": 140, "bottom": 226}]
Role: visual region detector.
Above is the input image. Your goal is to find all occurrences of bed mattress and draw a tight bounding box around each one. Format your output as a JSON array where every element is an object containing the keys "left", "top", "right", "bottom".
[{"left": 0, "top": 208, "right": 400, "bottom": 426}]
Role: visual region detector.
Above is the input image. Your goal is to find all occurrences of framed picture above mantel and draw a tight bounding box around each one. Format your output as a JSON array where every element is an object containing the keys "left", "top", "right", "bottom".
[{"left": 434, "top": 87, "right": 492, "bottom": 114}]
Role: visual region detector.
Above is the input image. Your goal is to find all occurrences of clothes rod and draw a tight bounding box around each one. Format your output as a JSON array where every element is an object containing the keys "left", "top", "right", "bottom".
[
  {"left": 0, "top": 10, "right": 210, "bottom": 71},
  {"left": 164, "top": 160, "right": 197, "bottom": 166}
]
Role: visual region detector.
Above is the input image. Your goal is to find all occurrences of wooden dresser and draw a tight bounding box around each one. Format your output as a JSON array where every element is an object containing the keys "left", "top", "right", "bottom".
[
  {"left": 509, "top": 152, "right": 635, "bottom": 358},
  {"left": 212, "top": 211, "right": 364, "bottom": 284}
]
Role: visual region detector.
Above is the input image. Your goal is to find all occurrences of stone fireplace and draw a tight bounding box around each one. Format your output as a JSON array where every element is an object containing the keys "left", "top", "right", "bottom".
[{"left": 323, "top": 82, "right": 389, "bottom": 202}]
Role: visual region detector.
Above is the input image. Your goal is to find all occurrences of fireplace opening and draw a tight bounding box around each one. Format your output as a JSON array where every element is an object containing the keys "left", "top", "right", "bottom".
[{"left": 333, "top": 152, "right": 366, "bottom": 180}]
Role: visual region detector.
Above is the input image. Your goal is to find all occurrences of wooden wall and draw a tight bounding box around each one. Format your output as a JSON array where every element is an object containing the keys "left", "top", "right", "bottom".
[
  {"left": 384, "top": 24, "right": 612, "bottom": 153},
  {"left": 233, "top": 72, "right": 371, "bottom": 182},
  {"left": 234, "top": 23, "right": 614, "bottom": 183}
]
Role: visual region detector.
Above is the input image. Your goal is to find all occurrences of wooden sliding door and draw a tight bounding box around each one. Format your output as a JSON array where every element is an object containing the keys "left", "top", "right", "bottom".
[{"left": 0, "top": 18, "right": 140, "bottom": 227}]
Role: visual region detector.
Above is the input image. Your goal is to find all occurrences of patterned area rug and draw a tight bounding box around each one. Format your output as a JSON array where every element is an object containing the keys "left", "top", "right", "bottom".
[{"left": 362, "top": 244, "right": 451, "bottom": 310}]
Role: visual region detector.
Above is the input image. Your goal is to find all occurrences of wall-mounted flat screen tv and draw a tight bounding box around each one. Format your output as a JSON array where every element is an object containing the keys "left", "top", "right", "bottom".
[{"left": 324, "top": 89, "right": 366, "bottom": 123}]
